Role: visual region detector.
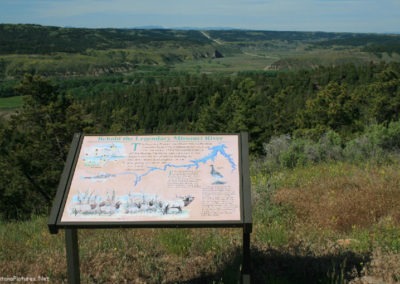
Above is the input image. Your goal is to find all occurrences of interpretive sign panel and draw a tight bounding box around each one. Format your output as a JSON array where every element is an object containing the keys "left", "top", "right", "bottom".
[
  {"left": 48, "top": 133, "right": 252, "bottom": 283},
  {"left": 49, "top": 133, "right": 251, "bottom": 232}
]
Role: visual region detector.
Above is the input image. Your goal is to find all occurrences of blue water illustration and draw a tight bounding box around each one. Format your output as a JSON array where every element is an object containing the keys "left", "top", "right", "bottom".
[
  {"left": 133, "top": 143, "right": 236, "bottom": 186},
  {"left": 81, "top": 143, "right": 237, "bottom": 186}
]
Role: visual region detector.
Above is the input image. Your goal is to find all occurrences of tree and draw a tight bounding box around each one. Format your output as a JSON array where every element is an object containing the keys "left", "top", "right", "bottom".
[
  {"left": 297, "top": 81, "right": 361, "bottom": 138},
  {"left": 0, "top": 75, "right": 92, "bottom": 220},
  {"left": 195, "top": 91, "right": 226, "bottom": 132},
  {"left": 197, "top": 78, "right": 265, "bottom": 152},
  {"left": 109, "top": 106, "right": 139, "bottom": 133},
  {"left": 368, "top": 65, "right": 400, "bottom": 123}
]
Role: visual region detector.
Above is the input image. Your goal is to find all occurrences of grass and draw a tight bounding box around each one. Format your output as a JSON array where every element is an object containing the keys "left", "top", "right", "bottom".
[
  {"left": 173, "top": 53, "right": 276, "bottom": 73},
  {"left": 172, "top": 46, "right": 384, "bottom": 73},
  {"left": 0, "top": 96, "right": 23, "bottom": 110},
  {"left": 271, "top": 163, "right": 400, "bottom": 233},
  {"left": 1, "top": 161, "right": 400, "bottom": 283}
]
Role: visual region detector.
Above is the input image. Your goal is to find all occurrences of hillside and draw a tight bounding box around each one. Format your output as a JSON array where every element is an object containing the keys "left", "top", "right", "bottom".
[
  {"left": 1, "top": 24, "right": 400, "bottom": 79},
  {"left": 0, "top": 24, "right": 211, "bottom": 54}
]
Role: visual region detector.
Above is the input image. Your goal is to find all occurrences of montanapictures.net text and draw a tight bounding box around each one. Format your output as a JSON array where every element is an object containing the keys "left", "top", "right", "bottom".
[{"left": 0, "top": 276, "right": 49, "bottom": 282}]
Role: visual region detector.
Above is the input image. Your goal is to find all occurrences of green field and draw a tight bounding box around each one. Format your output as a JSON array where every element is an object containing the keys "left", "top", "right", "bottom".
[{"left": 0, "top": 96, "right": 23, "bottom": 109}]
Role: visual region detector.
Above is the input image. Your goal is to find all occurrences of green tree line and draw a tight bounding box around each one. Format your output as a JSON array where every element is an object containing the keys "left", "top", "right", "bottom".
[
  {"left": 0, "top": 24, "right": 211, "bottom": 54},
  {"left": 74, "top": 62, "right": 399, "bottom": 149}
]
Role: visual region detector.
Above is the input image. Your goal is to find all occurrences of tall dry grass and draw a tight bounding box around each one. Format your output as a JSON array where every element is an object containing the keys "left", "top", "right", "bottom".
[
  {"left": 272, "top": 163, "right": 400, "bottom": 232},
  {"left": 1, "top": 161, "right": 399, "bottom": 283},
  {"left": 267, "top": 162, "right": 400, "bottom": 283}
]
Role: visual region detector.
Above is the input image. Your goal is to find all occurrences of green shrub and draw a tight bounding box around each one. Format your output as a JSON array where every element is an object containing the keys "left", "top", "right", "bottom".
[
  {"left": 263, "top": 132, "right": 343, "bottom": 171},
  {"left": 342, "top": 123, "right": 398, "bottom": 163},
  {"left": 263, "top": 122, "right": 400, "bottom": 172},
  {"left": 317, "top": 130, "right": 343, "bottom": 161},
  {"left": 280, "top": 138, "right": 309, "bottom": 169},
  {"left": 382, "top": 120, "right": 400, "bottom": 151},
  {"left": 263, "top": 134, "right": 291, "bottom": 172},
  {"left": 343, "top": 135, "right": 386, "bottom": 163}
]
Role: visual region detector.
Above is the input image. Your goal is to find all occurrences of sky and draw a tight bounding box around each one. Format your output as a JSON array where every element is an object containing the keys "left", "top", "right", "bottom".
[{"left": 1, "top": 0, "right": 399, "bottom": 34}]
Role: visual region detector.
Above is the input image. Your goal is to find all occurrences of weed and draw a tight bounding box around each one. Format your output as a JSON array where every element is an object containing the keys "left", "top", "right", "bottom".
[{"left": 157, "top": 228, "right": 192, "bottom": 257}]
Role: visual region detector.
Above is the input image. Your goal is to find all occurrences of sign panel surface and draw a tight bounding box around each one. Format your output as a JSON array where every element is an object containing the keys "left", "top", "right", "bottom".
[{"left": 60, "top": 135, "right": 241, "bottom": 223}]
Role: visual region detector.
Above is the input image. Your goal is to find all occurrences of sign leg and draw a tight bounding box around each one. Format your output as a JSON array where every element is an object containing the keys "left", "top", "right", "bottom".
[
  {"left": 65, "top": 229, "right": 80, "bottom": 284},
  {"left": 241, "top": 230, "right": 251, "bottom": 284}
]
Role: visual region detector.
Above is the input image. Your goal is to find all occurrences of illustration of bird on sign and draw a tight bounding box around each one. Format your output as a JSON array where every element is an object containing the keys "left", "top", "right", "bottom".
[{"left": 210, "top": 164, "right": 225, "bottom": 185}]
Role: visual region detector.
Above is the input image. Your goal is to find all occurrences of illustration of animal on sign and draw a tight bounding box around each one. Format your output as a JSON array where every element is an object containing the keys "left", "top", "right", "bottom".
[
  {"left": 124, "top": 193, "right": 162, "bottom": 214},
  {"left": 124, "top": 194, "right": 195, "bottom": 215},
  {"left": 123, "top": 194, "right": 195, "bottom": 215},
  {"left": 70, "top": 189, "right": 121, "bottom": 216},
  {"left": 69, "top": 190, "right": 195, "bottom": 217},
  {"left": 210, "top": 164, "right": 225, "bottom": 185},
  {"left": 159, "top": 195, "right": 195, "bottom": 215}
]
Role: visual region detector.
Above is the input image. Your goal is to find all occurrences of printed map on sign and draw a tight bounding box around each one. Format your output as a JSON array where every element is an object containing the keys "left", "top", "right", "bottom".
[{"left": 61, "top": 135, "right": 241, "bottom": 222}]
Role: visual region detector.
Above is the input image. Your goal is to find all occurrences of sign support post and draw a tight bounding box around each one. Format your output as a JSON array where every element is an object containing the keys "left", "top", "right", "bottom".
[
  {"left": 65, "top": 229, "right": 80, "bottom": 284},
  {"left": 240, "top": 132, "right": 252, "bottom": 284},
  {"left": 242, "top": 229, "right": 251, "bottom": 284}
]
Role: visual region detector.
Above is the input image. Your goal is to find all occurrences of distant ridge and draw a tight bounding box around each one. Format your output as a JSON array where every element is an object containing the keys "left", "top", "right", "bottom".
[
  {"left": 129, "top": 25, "right": 241, "bottom": 31},
  {"left": 130, "top": 25, "right": 166, "bottom": 29},
  {"left": 1, "top": 23, "right": 400, "bottom": 66},
  {"left": 2, "top": 23, "right": 398, "bottom": 35},
  {"left": 169, "top": 26, "right": 241, "bottom": 31}
]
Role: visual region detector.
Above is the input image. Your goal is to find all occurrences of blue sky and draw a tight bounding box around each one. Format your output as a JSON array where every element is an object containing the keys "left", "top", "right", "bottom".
[{"left": 1, "top": 0, "right": 399, "bottom": 33}]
